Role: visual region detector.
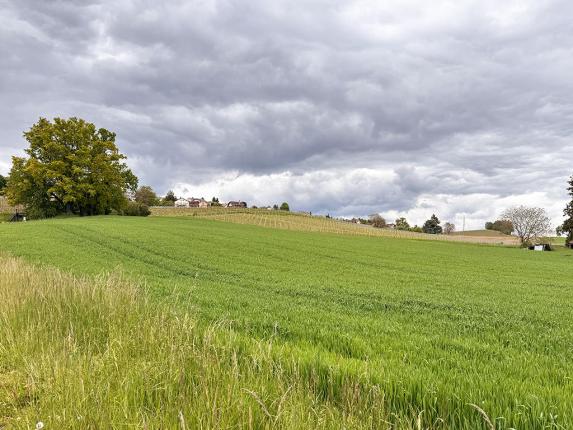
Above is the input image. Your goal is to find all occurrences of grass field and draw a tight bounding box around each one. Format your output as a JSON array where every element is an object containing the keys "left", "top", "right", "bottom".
[
  {"left": 150, "top": 207, "right": 520, "bottom": 245},
  {"left": 1, "top": 216, "right": 573, "bottom": 428}
]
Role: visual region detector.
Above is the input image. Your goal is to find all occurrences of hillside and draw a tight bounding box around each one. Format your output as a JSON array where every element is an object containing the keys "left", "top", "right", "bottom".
[
  {"left": 1, "top": 216, "right": 572, "bottom": 428},
  {"left": 151, "top": 207, "right": 520, "bottom": 245}
]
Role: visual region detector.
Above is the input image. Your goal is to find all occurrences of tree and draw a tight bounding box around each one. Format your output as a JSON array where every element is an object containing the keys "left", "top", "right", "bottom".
[
  {"left": 273, "top": 204, "right": 279, "bottom": 210},
  {"left": 280, "top": 202, "right": 290, "bottom": 211},
  {"left": 501, "top": 206, "right": 551, "bottom": 246},
  {"left": 164, "top": 190, "right": 177, "bottom": 202},
  {"left": 211, "top": 197, "right": 222, "bottom": 207},
  {"left": 0, "top": 174, "right": 6, "bottom": 194},
  {"left": 443, "top": 222, "right": 455, "bottom": 235},
  {"left": 369, "top": 214, "right": 386, "bottom": 228},
  {"left": 485, "top": 221, "right": 494, "bottom": 230},
  {"left": 395, "top": 217, "right": 410, "bottom": 230},
  {"left": 492, "top": 220, "right": 514, "bottom": 235},
  {"left": 423, "top": 214, "right": 442, "bottom": 234},
  {"left": 6, "top": 117, "right": 137, "bottom": 218},
  {"left": 560, "top": 175, "right": 573, "bottom": 243},
  {"left": 135, "top": 185, "right": 158, "bottom": 207}
]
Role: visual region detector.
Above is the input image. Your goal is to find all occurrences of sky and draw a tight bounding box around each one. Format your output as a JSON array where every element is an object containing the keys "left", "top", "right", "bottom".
[{"left": 1, "top": 0, "right": 572, "bottom": 230}]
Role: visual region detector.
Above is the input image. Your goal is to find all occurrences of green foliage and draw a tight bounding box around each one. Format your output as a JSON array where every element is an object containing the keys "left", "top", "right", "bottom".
[
  {"left": 409, "top": 225, "right": 423, "bottom": 233},
  {"left": 561, "top": 175, "right": 573, "bottom": 243},
  {"left": 422, "top": 214, "right": 442, "bottom": 234},
  {"left": 164, "top": 190, "right": 177, "bottom": 202},
  {"left": 134, "top": 185, "right": 158, "bottom": 206},
  {"left": 395, "top": 217, "right": 410, "bottom": 230},
  {"left": 122, "top": 201, "right": 150, "bottom": 216},
  {"left": 1, "top": 216, "right": 573, "bottom": 428},
  {"left": 485, "top": 220, "right": 513, "bottom": 235},
  {"left": 0, "top": 174, "right": 6, "bottom": 195},
  {"left": 5, "top": 117, "right": 137, "bottom": 218},
  {"left": 280, "top": 202, "right": 290, "bottom": 211},
  {"left": 211, "top": 197, "right": 222, "bottom": 207}
]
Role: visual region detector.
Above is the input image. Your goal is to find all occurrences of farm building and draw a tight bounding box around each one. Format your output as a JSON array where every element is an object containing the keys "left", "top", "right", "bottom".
[
  {"left": 174, "top": 198, "right": 190, "bottom": 208},
  {"left": 226, "top": 201, "right": 247, "bottom": 208},
  {"left": 188, "top": 197, "right": 209, "bottom": 208}
]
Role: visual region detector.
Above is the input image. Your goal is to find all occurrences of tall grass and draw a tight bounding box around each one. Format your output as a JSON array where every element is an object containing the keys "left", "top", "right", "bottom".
[{"left": 0, "top": 257, "right": 400, "bottom": 429}]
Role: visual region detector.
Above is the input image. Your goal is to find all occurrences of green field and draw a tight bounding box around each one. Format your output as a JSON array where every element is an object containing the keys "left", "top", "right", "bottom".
[{"left": 1, "top": 216, "right": 573, "bottom": 429}]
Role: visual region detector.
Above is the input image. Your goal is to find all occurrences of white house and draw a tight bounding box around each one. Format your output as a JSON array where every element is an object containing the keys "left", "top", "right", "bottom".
[{"left": 174, "top": 198, "right": 190, "bottom": 208}]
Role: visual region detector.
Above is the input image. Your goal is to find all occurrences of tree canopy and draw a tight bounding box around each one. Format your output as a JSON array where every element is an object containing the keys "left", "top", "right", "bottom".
[
  {"left": 485, "top": 219, "right": 514, "bottom": 235},
  {"left": 395, "top": 217, "right": 410, "bottom": 230},
  {"left": 423, "top": 214, "right": 442, "bottom": 234},
  {"left": 6, "top": 117, "right": 137, "bottom": 218},
  {"left": 501, "top": 206, "right": 551, "bottom": 246},
  {"left": 560, "top": 175, "right": 573, "bottom": 243},
  {"left": 134, "top": 186, "right": 158, "bottom": 207},
  {"left": 0, "top": 174, "right": 6, "bottom": 195},
  {"left": 280, "top": 202, "right": 290, "bottom": 211}
]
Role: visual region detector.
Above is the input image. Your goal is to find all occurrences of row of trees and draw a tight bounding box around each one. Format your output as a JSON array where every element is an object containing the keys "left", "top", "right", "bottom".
[{"left": 368, "top": 213, "right": 456, "bottom": 235}]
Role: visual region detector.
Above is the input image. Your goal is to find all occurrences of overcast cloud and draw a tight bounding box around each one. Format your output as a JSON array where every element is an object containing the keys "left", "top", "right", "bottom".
[{"left": 1, "top": 0, "right": 572, "bottom": 229}]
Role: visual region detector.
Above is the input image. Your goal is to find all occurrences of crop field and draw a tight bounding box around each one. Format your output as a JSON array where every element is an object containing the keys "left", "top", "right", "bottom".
[
  {"left": 151, "top": 207, "right": 520, "bottom": 245},
  {"left": 1, "top": 216, "right": 573, "bottom": 429}
]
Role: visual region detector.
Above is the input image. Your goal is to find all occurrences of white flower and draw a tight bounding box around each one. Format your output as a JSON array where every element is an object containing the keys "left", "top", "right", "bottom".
[{"left": 36, "top": 422, "right": 44, "bottom": 430}]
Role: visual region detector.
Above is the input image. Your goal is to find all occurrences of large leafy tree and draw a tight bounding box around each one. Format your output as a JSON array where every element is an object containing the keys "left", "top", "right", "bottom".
[
  {"left": 423, "top": 214, "right": 443, "bottom": 234},
  {"left": 560, "top": 175, "right": 573, "bottom": 243},
  {"left": 6, "top": 117, "right": 137, "bottom": 218}
]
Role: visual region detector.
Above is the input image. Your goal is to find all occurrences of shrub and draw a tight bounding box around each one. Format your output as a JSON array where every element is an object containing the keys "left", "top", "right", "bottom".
[{"left": 123, "top": 201, "right": 150, "bottom": 217}]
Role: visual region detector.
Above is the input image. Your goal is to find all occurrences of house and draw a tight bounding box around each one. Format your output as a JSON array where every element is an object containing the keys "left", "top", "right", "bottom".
[
  {"left": 226, "top": 200, "right": 247, "bottom": 208},
  {"left": 174, "top": 198, "right": 190, "bottom": 208},
  {"left": 188, "top": 197, "right": 209, "bottom": 208}
]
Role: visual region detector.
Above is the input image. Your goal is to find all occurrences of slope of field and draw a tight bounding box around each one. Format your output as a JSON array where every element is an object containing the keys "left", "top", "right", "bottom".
[
  {"left": 452, "top": 229, "right": 511, "bottom": 237},
  {"left": 151, "top": 207, "right": 520, "bottom": 245},
  {"left": 1, "top": 216, "right": 572, "bottom": 428}
]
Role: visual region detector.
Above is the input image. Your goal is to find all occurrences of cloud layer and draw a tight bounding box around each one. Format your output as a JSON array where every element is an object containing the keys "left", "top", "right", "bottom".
[{"left": 1, "top": 0, "right": 572, "bottom": 229}]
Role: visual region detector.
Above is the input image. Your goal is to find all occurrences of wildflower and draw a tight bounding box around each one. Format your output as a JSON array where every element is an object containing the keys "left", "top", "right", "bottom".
[{"left": 36, "top": 422, "right": 44, "bottom": 430}]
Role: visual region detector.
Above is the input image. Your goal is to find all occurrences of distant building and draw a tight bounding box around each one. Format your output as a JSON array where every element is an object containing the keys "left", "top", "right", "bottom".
[
  {"left": 188, "top": 197, "right": 209, "bottom": 208},
  {"left": 226, "top": 201, "right": 247, "bottom": 208},
  {"left": 174, "top": 198, "right": 190, "bottom": 208}
]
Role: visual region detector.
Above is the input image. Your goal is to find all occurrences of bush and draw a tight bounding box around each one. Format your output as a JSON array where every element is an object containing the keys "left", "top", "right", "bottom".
[
  {"left": 123, "top": 201, "right": 150, "bottom": 217},
  {"left": 280, "top": 202, "right": 290, "bottom": 211}
]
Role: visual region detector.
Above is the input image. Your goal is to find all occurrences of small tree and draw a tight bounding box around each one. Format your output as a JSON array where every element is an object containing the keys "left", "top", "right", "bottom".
[
  {"left": 369, "top": 214, "right": 386, "bottom": 228},
  {"left": 395, "top": 217, "right": 410, "bottom": 230},
  {"left": 443, "top": 222, "right": 455, "bottom": 235},
  {"left": 501, "top": 206, "right": 551, "bottom": 246},
  {"left": 0, "top": 174, "right": 6, "bottom": 195},
  {"left": 280, "top": 202, "right": 290, "bottom": 211},
  {"left": 273, "top": 204, "right": 279, "bottom": 210},
  {"left": 211, "top": 197, "right": 222, "bottom": 207},
  {"left": 135, "top": 186, "right": 158, "bottom": 207},
  {"left": 485, "top": 221, "right": 494, "bottom": 230},
  {"left": 161, "top": 190, "right": 176, "bottom": 206},
  {"left": 423, "top": 214, "right": 442, "bottom": 234},
  {"left": 560, "top": 175, "right": 573, "bottom": 243}
]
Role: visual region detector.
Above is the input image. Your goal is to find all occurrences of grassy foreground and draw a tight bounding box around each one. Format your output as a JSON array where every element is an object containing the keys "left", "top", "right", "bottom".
[
  {"left": 1, "top": 216, "right": 573, "bottom": 428},
  {"left": 0, "top": 256, "right": 391, "bottom": 429}
]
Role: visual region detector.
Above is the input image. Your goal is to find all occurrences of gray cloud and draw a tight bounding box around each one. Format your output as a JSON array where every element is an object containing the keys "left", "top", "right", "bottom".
[{"left": 1, "top": 0, "right": 572, "bottom": 227}]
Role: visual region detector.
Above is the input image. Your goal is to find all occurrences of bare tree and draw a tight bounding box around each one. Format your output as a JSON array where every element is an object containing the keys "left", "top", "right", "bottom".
[
  {"left": 369, "top": 214, "right": 386, "bottom": 228},
  {"left": 501, "top": 206, "right": 551, "bottom": 246},
  {"left": 443, "top": 222, "right": 455, "bottom": 235}
]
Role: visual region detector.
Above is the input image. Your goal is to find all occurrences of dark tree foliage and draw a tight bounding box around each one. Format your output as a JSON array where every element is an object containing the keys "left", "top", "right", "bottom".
[
  {"left": 561, "top": 175, "right": 573, "bottom": 243},
  {"left": 164, "top": 190, "right": 177, "bottom": 202},
  {"left": 122, "top": 201, "right": 151, "bottom": 217},
  {"left": 423, "top": 214, "right": 443, "bottom": 234},
  {"left": 6, "top": 117, "right": 137, "bottom": 218},
  {"left": 0, "top": 174, "right": 6, "bottom": 194},
  {"left": 280, "top": 202, "right": 290, "bottom": 211},
  {"left": 485, "top": 220, "right": 513, "bottom": 235},
  {"left": 395, "top": 217, "right": 410, "bottom": 230},
  {"left": 134, "top": 186, "right": 158, "bottom": 207}
]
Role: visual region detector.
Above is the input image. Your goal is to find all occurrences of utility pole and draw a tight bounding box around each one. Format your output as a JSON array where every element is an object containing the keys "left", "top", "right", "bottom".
[{"left": 462, "top": 215, "right": 466, "bottom": 232}]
